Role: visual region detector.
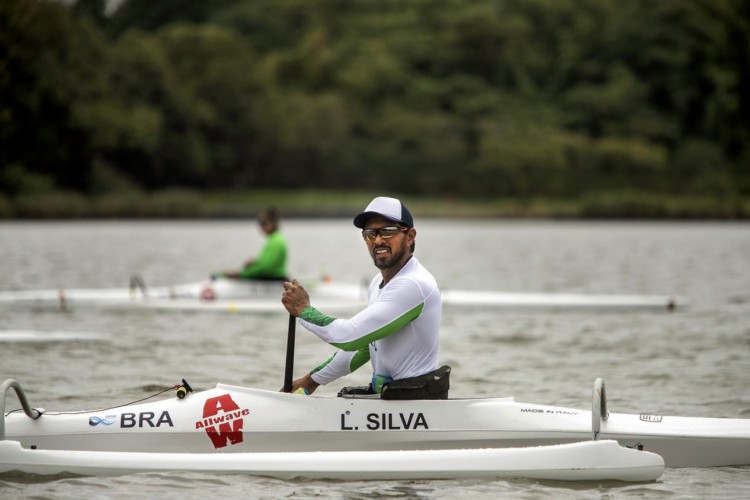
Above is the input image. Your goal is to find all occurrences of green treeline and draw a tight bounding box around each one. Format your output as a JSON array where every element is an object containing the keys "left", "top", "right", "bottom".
[{"left": 1, "top": 0, "right": 749, "bottom": 217}]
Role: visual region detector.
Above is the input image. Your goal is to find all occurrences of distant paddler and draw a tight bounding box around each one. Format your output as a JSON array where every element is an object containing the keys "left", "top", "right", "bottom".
[{"left": 213, "top": 207, "right": 288, "bottom": 281}]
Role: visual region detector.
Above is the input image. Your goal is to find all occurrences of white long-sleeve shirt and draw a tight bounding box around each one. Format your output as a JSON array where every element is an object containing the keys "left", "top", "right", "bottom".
[{"left": 300, "top": 257, "right": 441, "bottom": 386}]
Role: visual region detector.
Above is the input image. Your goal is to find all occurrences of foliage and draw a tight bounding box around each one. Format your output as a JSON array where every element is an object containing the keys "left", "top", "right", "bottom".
[{"left": 1, "top": 0, "right": 748, "bottom": 217}]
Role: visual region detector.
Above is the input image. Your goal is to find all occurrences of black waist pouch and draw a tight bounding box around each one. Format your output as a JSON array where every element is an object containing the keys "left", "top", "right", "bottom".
[{"left": 380, "top": 365, "right": 451, "bottom": 400}]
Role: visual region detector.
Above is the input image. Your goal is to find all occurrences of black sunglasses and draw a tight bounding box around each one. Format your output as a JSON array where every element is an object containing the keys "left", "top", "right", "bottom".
[{"left": 361, "top": 226, "right": 408, "bottom": 241}]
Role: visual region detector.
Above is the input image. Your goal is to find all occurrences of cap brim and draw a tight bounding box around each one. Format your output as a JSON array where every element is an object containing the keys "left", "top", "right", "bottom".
[{"left": 353, "top": 211, "right": 404, "bottom": 228}]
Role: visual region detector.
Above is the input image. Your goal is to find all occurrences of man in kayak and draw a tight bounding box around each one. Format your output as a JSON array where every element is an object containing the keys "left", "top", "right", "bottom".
[
  {"left": 281, "top": 196, "right": 448, "bottom": 399},
  {"left": 215, "top": 207, "right": 288, "bottom": 281}
]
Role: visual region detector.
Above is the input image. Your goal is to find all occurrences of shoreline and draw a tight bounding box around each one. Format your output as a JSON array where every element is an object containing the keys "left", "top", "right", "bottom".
[{"left": 1, "top": 189, "right": 748, "bottom": 220}]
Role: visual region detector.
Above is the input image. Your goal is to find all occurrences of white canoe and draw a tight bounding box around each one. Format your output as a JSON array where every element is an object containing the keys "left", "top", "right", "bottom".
[
  {"left": 0, "top": 277, "right": 683, "bottom": 312},
  {"left": 0, "top": 438, "right": 663, "bottom": 481},
  {"left": 0, "top": 277, "right": 360, "bottom": 305},
  {"left": 0, "top": 278, "right": 368, "bottom": 314},
  {"left": 2, "top": 378, "right": 746, "bottom": 468}
]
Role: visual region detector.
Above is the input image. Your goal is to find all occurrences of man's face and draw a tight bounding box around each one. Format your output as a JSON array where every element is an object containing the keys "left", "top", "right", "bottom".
[
  {"left": 362, "top": 216, "right": 414, "bottom": 270},
  {"left": 257, "top": 214, "right": 277, "bottom": 235}
]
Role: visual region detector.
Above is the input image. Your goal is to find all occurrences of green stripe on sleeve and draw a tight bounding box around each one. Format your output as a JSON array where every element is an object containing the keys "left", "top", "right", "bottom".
[
  {"left": 310, "top": 352, "right": 336, "bottom": 375},
  {"left": 349, "top": 347, "right": 370, "bottom": 372},
  {"left": 332, "top": 302, "right": 424, "bottom": 351},
  {"left": 300, "top": 306, "right": 336, "bottom": 326}
]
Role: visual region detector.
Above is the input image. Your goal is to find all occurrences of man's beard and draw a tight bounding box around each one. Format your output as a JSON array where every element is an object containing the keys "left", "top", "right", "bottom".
[{"left": 372, "top": 242, "right": 407, "bottom": 269}]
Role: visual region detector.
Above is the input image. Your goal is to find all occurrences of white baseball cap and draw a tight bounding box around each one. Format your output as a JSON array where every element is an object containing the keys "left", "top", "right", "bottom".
[{"left": 353, "top": 196, "right": 414, "bottom": 228}]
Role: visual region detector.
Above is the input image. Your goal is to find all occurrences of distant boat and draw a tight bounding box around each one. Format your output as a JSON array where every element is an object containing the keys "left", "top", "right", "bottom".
[{"left": 0, "top": 276, "right": 685, "bottom": 313}]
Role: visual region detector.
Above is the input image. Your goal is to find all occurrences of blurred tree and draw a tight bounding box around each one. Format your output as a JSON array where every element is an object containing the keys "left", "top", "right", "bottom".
[
  {"left": 213, "top": 0, "right": 316, "bottom": 52},
  {"left": 72, "top": 0, "right": 108, "bottom": 28},
  {"left": 0, "top": 0, "right": 104, "bottom": 192},
  {"left": 107, "top": 0, "right": 242, "bottom": 37},
  {"left": 1, "top": 0, "right": 748, "bottom": 204},
  {"left": 154, "top": 24, "right": 264, "bottom": 187}
]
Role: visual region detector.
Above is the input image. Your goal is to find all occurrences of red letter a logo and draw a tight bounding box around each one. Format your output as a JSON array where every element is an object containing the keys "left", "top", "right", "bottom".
[
  {"left": 202, "top": 394, "right": 245, "bottom": 448},
  {"left": 203, "top": 394, "right": 240, "bottom": 418}
]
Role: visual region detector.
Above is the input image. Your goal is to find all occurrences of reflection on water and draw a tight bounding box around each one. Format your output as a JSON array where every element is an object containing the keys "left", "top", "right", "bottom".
[{"left": 0, "top": 220, "right": 749, "bottom": 497}]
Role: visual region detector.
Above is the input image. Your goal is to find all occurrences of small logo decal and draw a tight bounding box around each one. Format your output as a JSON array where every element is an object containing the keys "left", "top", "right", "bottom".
[
  {"left": 89, "top": 415, "right": 117, "bottom": 426},
  {"left": 639, "top": 414, "right": 663, "bottom": 423},
  {"left": 196, "top": 394, "right": 249, "bottom": 449}
]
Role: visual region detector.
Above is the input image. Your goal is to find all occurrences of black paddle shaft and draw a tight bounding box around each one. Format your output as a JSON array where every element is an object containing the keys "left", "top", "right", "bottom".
[{"left": 283, "top": 314, "right": 296, "bottom": 392}]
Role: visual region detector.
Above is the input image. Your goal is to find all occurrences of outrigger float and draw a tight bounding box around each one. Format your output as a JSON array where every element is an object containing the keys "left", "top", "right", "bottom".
[
  {"left": 0, "top": 438, "right": 662, "bottom": 482},
  {"left": 0, "top": 276, "right": 683, "bottom": 313},
  {"left": 2, "top": 376, "right": 748, "bottom": 481}
]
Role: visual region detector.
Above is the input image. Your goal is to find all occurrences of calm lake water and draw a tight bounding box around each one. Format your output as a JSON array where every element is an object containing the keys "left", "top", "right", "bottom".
[{"left": 1, "top": 220, "right": 749, "bottom": 499}]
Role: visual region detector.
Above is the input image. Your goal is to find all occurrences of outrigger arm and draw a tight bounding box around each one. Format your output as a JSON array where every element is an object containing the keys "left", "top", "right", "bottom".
[
  {"left": 592, "top": 377, "right": 609, "bottom": 440},
  {"left": 0, "top": 379, "right": 43, "bottom": 441}
]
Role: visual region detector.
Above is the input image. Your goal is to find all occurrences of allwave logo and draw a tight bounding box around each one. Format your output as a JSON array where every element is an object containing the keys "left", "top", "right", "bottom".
[
  {"left": 89, "top": 414, "right": 117, "bottom": 426},
  {"left": 195, "top": 394, "right": 250, "bottom": 449}
]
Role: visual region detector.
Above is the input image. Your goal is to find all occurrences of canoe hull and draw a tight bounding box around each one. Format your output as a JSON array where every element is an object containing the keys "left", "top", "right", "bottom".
[{"left": 4, "top": 384, "right": 747, "bottom": 468}]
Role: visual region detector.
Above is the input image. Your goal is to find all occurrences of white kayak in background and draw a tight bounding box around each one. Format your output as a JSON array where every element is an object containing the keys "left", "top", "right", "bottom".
[
  {"left": 0, "top": 276, "right": 684, "bottom": 312},
  {"left": 0, "top": 330, "right": 107, "bottom": 343},
  {"left": 2, "top": 378, "right": 745, "bottom": 472},
  {"left": 0, "top": 276, "right": 366, "bottom": 313}
]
